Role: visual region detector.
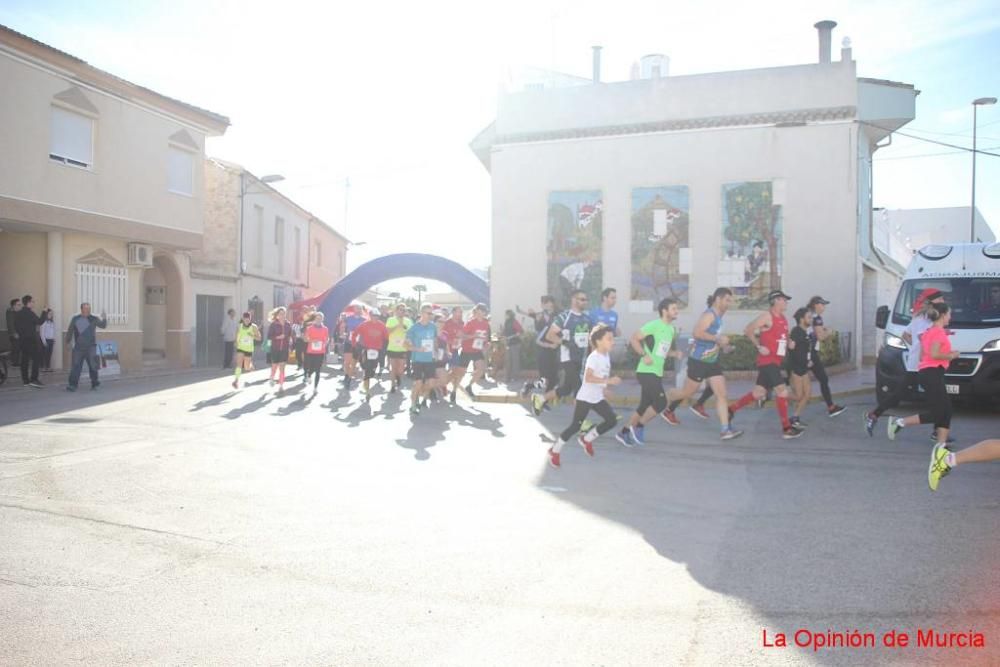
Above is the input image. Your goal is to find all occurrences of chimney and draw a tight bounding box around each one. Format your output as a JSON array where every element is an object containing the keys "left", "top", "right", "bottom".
[
  {"left": 592, "top": 46, "right": 602, "bottom": 83},
  {"left": 840, "top": 36, "right": 853, "bottom": 63},
  {"left": 814, "top": 20, "right": 837, "bottom": 64}
]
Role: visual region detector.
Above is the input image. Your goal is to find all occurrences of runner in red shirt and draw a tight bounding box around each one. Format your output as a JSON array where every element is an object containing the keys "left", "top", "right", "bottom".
[
  {"left": 728, "top": 290, "right": 803, "bottom": 439},
  {"left": 351, "top": 311, "right": 389, "bottom": 399},
  {"left": 302, "top": 312, "right": 330, "bottom": 395},
  {"left": 441, "top": 306, "right": 465, "bottom": 403},
  {"left": 454, "top": 303, "right": 491, "bottom": 398}
]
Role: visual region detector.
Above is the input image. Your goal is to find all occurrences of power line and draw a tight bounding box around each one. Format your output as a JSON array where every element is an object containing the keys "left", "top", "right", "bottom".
[
  {"left": 875, "top": 144, "right": 1000, "bottom": 161},
  {"left": 900, "top": 125, "right": 1000, "bottom": 142},
  {"left": 859, "top": 121, "right": 1000, "bottom": 158}
]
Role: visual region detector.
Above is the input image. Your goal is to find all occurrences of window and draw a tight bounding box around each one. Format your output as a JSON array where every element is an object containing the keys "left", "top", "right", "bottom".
[
  {"left": 50, "top": 106, "right": 93, "bottom": 168},
  {"left": 167, "top": 146, "right": 194, "bottom": 196},
  {"left": 273, "top": 285, "right": 286, "bottom": 308},
  {"left": 254, "top": 206, "right": 264, "bottom": 269},
  {"left": 76, "top": 263, "right": 127, "bottom": 325},
  {"left": 315, "top": 241, "right": 322, "bottom": 267},
  {"left": 275, "top": 217, "right": 285, "bottom": 274},
  {"left": 294, "top": 227, "right": 302, "bottom": 280}
]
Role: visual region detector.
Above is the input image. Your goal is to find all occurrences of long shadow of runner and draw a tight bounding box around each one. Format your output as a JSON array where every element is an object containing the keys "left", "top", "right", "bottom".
[
  {"left": 394, "top": 414, "right": 450, "bottom": 461},
  {"left": 221, "top": 394, "right": 274, "bottom": 420},
  {"left": 190, "top": 391, "right": 237, "bottom": 412},
  {"left": 532, "top": 404, "right": 1000, "bottom": 665},
  {"left": 273, "top": 392, "right": 316, "bottom": 416}
]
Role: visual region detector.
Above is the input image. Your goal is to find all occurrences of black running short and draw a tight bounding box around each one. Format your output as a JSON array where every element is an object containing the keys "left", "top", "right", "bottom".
[
  {"left": 755, "top": 363, "right": 786, "bottom": 390},
  {"left": 687, "top": 358, "right": 723, "bottom": 382},
  {"left": 412, "top": 362, "right": 437, "bottom": 382},
  {"left": 386, "top": 350, "right": 408, "bottom": 360},
  {"left": 459, "top": 351, "right": 484, "bottom": 365}
]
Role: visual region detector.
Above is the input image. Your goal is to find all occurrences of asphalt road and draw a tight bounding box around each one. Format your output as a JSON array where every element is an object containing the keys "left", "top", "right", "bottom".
[{"left": 0, "top": 367, "right": 997, "bottom": 666}]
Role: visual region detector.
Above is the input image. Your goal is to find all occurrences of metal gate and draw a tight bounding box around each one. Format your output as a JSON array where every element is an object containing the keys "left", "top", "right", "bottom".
[{"left": 195, "top": 295, "right": 225, "bottom": 367}]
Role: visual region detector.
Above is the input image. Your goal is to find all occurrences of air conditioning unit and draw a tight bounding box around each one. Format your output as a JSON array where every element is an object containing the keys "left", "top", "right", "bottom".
[{"left": 128, "top": 243, "right": 154, "bottom": 268}]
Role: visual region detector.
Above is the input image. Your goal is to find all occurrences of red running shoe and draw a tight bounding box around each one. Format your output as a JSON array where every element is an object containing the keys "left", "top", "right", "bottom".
[
  {"left": 661, "top": 409, "right": 680, "bottom": 426},
  {"left": 690, "top": 404, "right": 709, "bottom": 420},
  {"left": 547, "top": 447, "right": 561, "bottom": 468},
  {"left": 577, "top": 435, "right": 595, "bottom": 457}
]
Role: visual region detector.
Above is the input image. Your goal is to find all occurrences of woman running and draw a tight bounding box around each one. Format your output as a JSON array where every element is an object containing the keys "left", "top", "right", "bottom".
[
  {"left": 929, "top": 438, "right": 1000, "bottom": 491},
  {"left": 267, "top": 307, "right": 292, "bottom": 394},
  {"left": 232, "top": 311, "right": 261, "bottom": 390},
  {"left": 787, "top": 307, "right": 813, "bottom": 429},
  {"left": 547, "top": 324, "right": 620, "bottom": 469},
  {"left": 887, "top": 302, "right": 959, "bottom": 444},
  {"left": 303, "top": 311, "right": 330, "bottom": 395}
]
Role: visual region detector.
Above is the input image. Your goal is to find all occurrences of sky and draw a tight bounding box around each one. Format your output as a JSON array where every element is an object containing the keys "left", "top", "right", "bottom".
[{"left": 2, "top": 0, "right": 999, "bottom": 298}]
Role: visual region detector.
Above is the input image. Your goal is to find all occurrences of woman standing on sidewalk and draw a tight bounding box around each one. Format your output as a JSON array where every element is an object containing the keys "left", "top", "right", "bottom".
[
  {"left": 40, "top": 308, "right": 56, "bottom": 372},
  {"left": 887, "top": 302, "right": 959, "bottom": 445},
  {"left": 267, "top": 307, "right": 292, "bottom": 394},
  {"left": 303, "top": 312, "right": 330, "bottom": 395},
  {"left": 232, "top": 312, "right": 261, "bottom": 390}
]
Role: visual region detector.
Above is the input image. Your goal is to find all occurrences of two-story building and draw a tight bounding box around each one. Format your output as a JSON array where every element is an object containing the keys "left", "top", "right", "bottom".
[
  {"left": 471, "top": 20, "right": 918, "bottom": 366},
  {"left": 0, "top": 25, "right": 229, "bottom": 371}
]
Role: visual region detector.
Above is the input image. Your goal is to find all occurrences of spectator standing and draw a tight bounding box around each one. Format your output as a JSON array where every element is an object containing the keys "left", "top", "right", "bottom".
[
  {"left": 6, "top": 298, "right": 21, "bottom": 367},
  {"left": 15, "top": 295, "right": 43, "bottom": 387},
  {"left": 40, "top": 308, "right": 56, "bottom": 372},
  {"left": 65, "top": 302, "right": 107, "bottom": 391},
  {"left": 220, "top": 309, "right": 238, "bottom": 369},
  {"left": 501, "top": 309, "right": 523, "bottom": 383}
]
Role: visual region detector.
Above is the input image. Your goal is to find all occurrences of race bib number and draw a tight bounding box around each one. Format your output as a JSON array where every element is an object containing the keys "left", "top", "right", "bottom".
[
  {"left": 366, "top": 348, "right": 380, "bottom": 360},
  {"left": 657, "top": 340, "right": 670, "bottom": 357},
  {"left": 421, "top": 338, "right": 434, "bottom": 353},
  {"left": 574, "top": 332, "right": 588, "bottom": 348},
  {"left": 472, "top": 338, "right": 485, "bottom": 350},
  {"left": 238, "top": 335, "right": 253, "bottom": 348},
  {"left": 309, "top": 340, "right": 324, "bottom": 353},
  {"left": 560, "top": 345, "right": 570, "bottom": 363},
  {"left": 776, "top": 338, "right": 787, "bottom": 357}
]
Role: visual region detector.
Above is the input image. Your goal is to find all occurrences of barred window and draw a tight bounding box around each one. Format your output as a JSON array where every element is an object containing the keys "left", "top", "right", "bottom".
[{"left": 76, "top": 263, "right": 128, "bottom": 325}]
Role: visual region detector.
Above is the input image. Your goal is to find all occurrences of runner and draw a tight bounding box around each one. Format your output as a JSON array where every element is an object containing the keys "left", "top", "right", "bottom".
[
  {"left": 727, "top": 290, "right": 804, "bottom": 439},
  {"left": 863, "top": 288, "right": 945, "bottom": 436},
  {"left": 615, "top": 298, "right": 682, "bottom": 447},
  {"left": 928, "top": 438, "right": 1000, "bottom": 491},
  {"left": 547, "top": 323, "right": 620, "bottom": 469},
  {"left": 441, "top": 306, "right": 465, "bottom": 403},
  {"left": 887, "top": 302, "right": 959, "bottom": 444},
  {"left": 351, "top": 309, "right": 389, "bottom": 399},
  {"left": 405, "top": 304, "right": 439, "bottom": 415},
  {"left": 805, "top": 296, "right": 846, "bottom": 417},
  {"left": 266, "top": 307, "right": 292, "bottom": 394},
  {"left": 291, "top": 314, "right": 304, "bottom": 373},
  {"left": 457, "top": 303, "right": 491, "bottom": 397},
  {"left": 303, "top": 311, "right": 330, "bottom": 395},
  {"left": 232, "top": 311, "right": 261, "bottom": 390},
  {"left": 787, "top": 307, "right": 813, "bottom": 429},
  {"left": 532, "top": 290, "right": 592, "bottom": 416},
  {"left": 590, "top": 287, "right": 621, "bottom": 336},
  {"left": 432, "top": 310, "right": 450, "bottom": 401},
  {"left": 384, "top": 304, "right": 412, "bottom": 393},
  {"left": 341, "top": 306, "right": 366, "bottom": 389},
  {"left": 661, "top": 288, "right": 743, "bottom": 440},
  {"left": 518, "top": 295, "right": 560, "bottom": 400}
]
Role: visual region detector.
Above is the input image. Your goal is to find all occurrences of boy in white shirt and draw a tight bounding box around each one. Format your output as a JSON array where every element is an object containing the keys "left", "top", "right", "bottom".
[{"left": 548, "top": 324, "right": 620, "bottom": 469}]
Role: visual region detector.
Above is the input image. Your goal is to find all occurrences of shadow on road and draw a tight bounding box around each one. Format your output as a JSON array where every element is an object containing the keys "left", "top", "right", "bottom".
[
  {"left": 190, "top": 391, "right": 237, "bottom": 412},
  {"left": 222, "top": 394, "right": 275, "bottom": 420}
]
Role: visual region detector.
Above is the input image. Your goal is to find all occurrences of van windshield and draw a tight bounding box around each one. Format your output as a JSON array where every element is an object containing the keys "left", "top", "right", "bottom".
[{"left": 892, "top": 278, "right": 1000, "bottom": 327}]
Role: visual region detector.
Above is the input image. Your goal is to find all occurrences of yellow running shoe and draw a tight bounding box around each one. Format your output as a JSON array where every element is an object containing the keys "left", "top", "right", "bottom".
[{"left": 928, "top": 443, "right": 952, "bottom": 492}]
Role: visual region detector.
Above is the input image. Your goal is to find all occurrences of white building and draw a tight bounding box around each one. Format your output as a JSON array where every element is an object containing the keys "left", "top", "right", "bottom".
[{"left": 471, "top": 20, "right": 918, "bottom": 366}]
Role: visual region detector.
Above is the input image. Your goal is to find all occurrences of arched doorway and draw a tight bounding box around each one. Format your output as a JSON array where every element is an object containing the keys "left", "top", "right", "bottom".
[
  {"left": 317, "top": 253, "right": 489, "bottom": 320},
  {"left": 143, "top": 252, "right": 192, "bottom": 368}
]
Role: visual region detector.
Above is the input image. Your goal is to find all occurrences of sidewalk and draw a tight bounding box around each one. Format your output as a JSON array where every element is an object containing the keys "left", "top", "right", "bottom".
[
  {"left": 473, "top": 365, "right": 879, "bottom": 408},
  {"left": 0, "top": 363, "right": 229, "bottom": 394}
]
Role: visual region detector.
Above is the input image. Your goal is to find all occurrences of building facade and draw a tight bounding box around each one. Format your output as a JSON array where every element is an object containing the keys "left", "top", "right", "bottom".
[
  {"left": 472, "top": 21, "right": 917, "bottom": 367},
  {"left": 0, "top": 25, "right": 229, "bottom": 370}
]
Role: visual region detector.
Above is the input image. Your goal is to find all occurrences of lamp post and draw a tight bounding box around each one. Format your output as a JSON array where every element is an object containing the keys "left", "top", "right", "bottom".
[{"left": 971, "top": 97, "right": 997, "bottom": 242}]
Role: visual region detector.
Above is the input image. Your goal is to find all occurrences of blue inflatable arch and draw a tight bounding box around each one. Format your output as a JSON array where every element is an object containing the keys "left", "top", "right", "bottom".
[{"left": 317, "top": 253, "right": 489, "bottom": 322}]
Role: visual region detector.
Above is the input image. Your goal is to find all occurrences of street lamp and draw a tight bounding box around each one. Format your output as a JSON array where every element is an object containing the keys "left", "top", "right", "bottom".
[{"left": 971, "top": 97, "right": 997, "bottom": 242}]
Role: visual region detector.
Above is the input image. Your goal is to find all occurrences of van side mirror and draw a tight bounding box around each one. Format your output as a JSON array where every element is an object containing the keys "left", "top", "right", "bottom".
[{"left": 875, "top": 306, "right": 889, "bottom": 330}]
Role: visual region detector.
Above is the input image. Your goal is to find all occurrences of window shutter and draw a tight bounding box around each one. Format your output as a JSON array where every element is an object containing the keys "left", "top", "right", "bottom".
[
  {"left": 50, "top": 106, "right": 93, "bottom": 166},
  {"left": 168, "top": 146, "right": 194, "bottom": 195}
]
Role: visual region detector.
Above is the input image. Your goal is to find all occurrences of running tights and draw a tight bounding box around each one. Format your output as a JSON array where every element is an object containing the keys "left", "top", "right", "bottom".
[{"left": 557, "top": 399, "right": 618, "bottom": 446}]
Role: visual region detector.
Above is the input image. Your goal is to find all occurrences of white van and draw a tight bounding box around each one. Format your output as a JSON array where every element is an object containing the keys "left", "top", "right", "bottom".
[{"left": 875, "top": 242, "right": 1000, "bottom": 402}]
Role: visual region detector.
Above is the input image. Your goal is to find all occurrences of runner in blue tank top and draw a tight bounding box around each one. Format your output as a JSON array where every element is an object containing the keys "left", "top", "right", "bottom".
[
  {"left": 589, "top": 287, "right": 621, "bottom": 337},
  {"left": 662, "top": 288, "right": 743, "bottom": 440}
]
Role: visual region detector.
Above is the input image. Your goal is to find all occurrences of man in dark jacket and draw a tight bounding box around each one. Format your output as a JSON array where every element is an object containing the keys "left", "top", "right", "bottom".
[
  {"left": 66, "top": 302, "right": 107, "bottom": 391},
  {"left": 6, "top": 298, "right": 21, "bottom": 366},
  {"left": 14, "top": 295, "right": 42, "bottom": 387}
]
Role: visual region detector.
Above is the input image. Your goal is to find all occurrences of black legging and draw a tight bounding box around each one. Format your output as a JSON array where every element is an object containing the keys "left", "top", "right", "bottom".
[
  {"left": 873, "top": 370, "right": 920, "bottom": 417},
  {"left": 809, "top": 353, "right": 834, "bottom": 407},
  {"left": 636, "top": 372, "right": 667, "bottom": 415},
  {"left": 917, "top": 367, "right": 951, "bottom": 429},
  {"left": 556, "top": 360, "right": 582, "bottom": 399},
  {"left": 537, "top": 347, "right": 560, "bottom": 392},
  {"left": 305, "top": 353, "right": 324, "bottom": 389},
  {"left": 559, "top": 399, "right": 618, "bottom": 441}
]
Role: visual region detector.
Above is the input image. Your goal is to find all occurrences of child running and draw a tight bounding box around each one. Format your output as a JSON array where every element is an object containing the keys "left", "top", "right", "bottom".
[
  {"left": 547, "top": 324, "right": 620, "bottom": 469},
  {"left": 787, "top": 307, "right": 813, "bottom": 429},
  {"left": 928, "top": 438, "right": 1000, "bottom": 491},
  {"left": 267, "top": 307, "right": 292, "bottom": 394},
  {"left": 887, "top": 302, "right": 959, "bottom": 444},
  {"left": 303, "top": 312, "right": 330, "bottom": 395},
  {"left": 232, "top": 311, "right": 261, "bottom": 390}
]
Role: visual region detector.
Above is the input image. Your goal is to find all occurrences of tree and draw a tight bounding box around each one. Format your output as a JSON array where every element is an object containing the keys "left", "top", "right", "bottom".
[
  {"left": 724, "top": 182, "right": 781, "bottom": 294},
  {"left": 412, "top": 284, "right": 427, "bottom": 309}
]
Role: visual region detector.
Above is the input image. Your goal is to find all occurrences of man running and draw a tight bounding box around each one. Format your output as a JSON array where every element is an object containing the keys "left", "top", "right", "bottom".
[
  {"left": 661, "top": 288, "right": 743, "bottom": 440},
  {"left": 385, "top": 303, "right": 412, "bottom": 393},
  {"left": 615, "top": 298, "right": 682, "bottom": 446},
  {"left": 405, "top": 304, "right": 439, "bottom": 415},
  {"left": 806, "top": 296, "right": 846, "bottom": 417},
  {"left": 341, "top": 306, "right": 366, "bottom": 389},
  {"left": 455, "top": 303, "right": 491, "bottom": 398},
  {"left": 590, "top": 287, "right": 621, "bottom": 337},
  {"left": 727, "top": 290, "right": 804, "bottom": 439},
  {"left": 351, "top": 309, "right": 389, "bottom": 399},
  {"left": 518, "top": 295, "right": 560, "bottom": 401},
  {"left": 928, "top": 438, "right": 1000, "bottom": 491},
  {"left": 532, "top": 290, "right": 592, "bottom": 415}
]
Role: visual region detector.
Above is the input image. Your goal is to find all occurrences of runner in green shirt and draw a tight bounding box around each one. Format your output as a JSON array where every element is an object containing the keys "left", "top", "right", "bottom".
[{"left": 384, "top": 303, "right": 413, "bottom": 393}]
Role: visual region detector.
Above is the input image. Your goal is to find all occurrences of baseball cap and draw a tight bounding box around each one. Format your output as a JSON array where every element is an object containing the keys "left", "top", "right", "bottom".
[
  {"left": 767, "top": 290, "right": 792, "bottom": 303},
  {"left": 808, "top": 296, "right": 830, "bottom": 307}
]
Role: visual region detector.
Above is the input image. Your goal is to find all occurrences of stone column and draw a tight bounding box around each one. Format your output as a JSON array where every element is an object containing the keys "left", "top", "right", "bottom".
[{"left": 46, "top": 231, "right": 63, "bottom": 370}]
